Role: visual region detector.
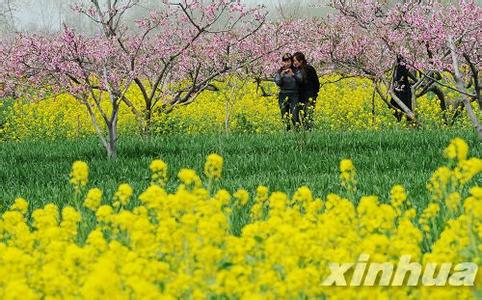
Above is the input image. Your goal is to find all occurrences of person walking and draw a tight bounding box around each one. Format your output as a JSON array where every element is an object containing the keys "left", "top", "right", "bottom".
[
  {"left": 274, "top": 53, "right": 304, "bottom": 131},
  {"left": 293, "top": 52, "right": 320, "bottom": 130}
]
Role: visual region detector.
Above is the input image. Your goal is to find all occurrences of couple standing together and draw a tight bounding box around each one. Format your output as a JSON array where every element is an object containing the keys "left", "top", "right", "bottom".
[{"left": 274, "top": 52, "right": 320, "bottom": 131}]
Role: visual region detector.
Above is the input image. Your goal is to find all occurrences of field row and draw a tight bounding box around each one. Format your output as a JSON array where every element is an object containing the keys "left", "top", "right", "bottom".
[{"left": 1, "top": 76, "right": 479, "bottom": 141}]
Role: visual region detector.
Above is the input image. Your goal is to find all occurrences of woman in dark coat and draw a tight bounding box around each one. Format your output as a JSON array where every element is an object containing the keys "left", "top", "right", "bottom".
[{"left": 274, "top": 53, "right": 304, "bottom": 131}]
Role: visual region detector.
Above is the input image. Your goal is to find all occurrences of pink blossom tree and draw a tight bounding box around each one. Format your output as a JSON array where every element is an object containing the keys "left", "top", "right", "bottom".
[
  {"left": 394, "top": 0, "right": 481, "bottom": 135},
  {"left": 2, "top": 0, "right": 280, "bottom": 158},
  {"left": 316, "top": 0, "right": 481, "bottom": 136}
]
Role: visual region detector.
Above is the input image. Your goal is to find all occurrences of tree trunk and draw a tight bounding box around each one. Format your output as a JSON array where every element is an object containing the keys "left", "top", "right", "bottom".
[
  {"left": 448, "top": 36, "right": 482, "bottom": 140},
  {"left": 463, "top": 53, "right": 481, "bottom": 111},
  {"left": 141, "top": 104, "right": 152, "bottom": 137},
  {"left": 225, "top": 100, "right": 230, "bottom": 133},
  {"left": 388, "top": 89, "right": 417, "bottom": 121},
  {"left": 106, "top": 102, "right": 119, "bottom": 159},
  {"left": 83, "top": 100, "right": 112, "bottom": 158},
  {"left": 106, "top": 122, "right": 117, "bottom": 159},
  {"left": 371, "top": 85, "right": 376, "bottom": 124}
]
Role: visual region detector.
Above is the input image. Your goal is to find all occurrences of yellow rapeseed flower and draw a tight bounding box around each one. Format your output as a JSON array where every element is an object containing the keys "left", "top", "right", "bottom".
[
  {"left": 11, "top": 197, "right": 28, "bottom": 214},
  {"left": 178, "top": 168, "right": 202, "bottom": 187},
  {"left": 444, "top": 137, "right": 469, "bottom": 161},
  {"left": 339, "top": 159, "right": 356, "bottom": 192},
  {"left": 96, "top": 205, "right": 113, "bottom": 223},
  {"left": 234, "top": 189, "right": 250, "bottom": 206},
  {"left": 204, "top": 153, "right": 224, "bottom": 180},
  {"left": 84, "top": 188, "right": 103, "bottom": 211},
  {"left": 70, "top": 160, "right": 89, "bottom": 191},
  {"left": 113, "top": 183, "right": 134, "bottom": 208},
  {"left": 445, "top": 192, "right": 461, "bottom": 212},
  {"left": 150, "top": 159, "right": 168, "bottom": 187},
  {"left": 255, "top": 186, "right": 269, "bottom": 203}
]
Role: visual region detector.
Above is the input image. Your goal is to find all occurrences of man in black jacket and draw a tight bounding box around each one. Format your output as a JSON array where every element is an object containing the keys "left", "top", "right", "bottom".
[
  {"left": 390, "top": 55, "right": 412, "bottom": 122},
  {"left": 293, "top": 52, "right": 320, "bottom": 130}
]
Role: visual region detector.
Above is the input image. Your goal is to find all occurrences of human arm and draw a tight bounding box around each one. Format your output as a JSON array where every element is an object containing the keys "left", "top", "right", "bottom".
[
  {"left": 274, "top": 70, "right": 283, "bottom": 87},
  {"left": 294, "top": 68, "right": 304, "bottom": 85}
]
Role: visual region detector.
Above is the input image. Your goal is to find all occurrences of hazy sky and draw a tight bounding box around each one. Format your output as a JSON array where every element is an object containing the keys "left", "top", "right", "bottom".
[
  {"left": 10, "top": 0, "right": 478, "bottom": 33},
  {"left": 7, "top": 0, "right": 329, "bottom": 32}
]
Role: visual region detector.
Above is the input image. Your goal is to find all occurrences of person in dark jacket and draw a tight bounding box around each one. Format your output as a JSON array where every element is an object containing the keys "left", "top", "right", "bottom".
[
  {"left": 390, "top": 55, "right": 412, "bottom": 122},
  {"left": 274, "top": 53, "right": 304, "bottom": 131},
  {"left": 293, "top": 52, "right": 320, "bottom": 130}
]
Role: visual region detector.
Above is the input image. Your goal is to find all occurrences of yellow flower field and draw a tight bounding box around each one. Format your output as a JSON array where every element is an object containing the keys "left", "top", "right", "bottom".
[
  {"left": 0, "top": 76, "right": 478, "bottom": 140},
  {"left": 1, "top": 138, "right": 481, "bottom": 299}
]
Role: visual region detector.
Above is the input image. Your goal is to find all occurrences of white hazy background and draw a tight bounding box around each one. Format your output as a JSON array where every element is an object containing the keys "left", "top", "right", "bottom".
[
  {"left": 0, "top": 0, "right": 329, "bottom": 34},
  {"left": 1, "top": 0, "right": 479, "bottom": 34}
]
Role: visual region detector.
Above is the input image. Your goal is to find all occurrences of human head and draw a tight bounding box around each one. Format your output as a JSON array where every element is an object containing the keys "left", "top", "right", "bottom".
[
  {"left": 293, "top": 52, "right": 307, "bottom": 68},
  {"left": 282, "top": 53, "right": 293, "bottom": 69}
]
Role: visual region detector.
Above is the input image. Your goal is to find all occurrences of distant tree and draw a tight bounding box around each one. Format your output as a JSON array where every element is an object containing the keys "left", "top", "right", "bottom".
[{"left": 2, "top": 0, "right": 281, "bottom": 158}]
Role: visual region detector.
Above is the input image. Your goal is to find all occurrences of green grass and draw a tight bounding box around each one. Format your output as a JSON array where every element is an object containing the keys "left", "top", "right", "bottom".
[{"left": 1, "top": 130, "right": 481, "bottom": 215}]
